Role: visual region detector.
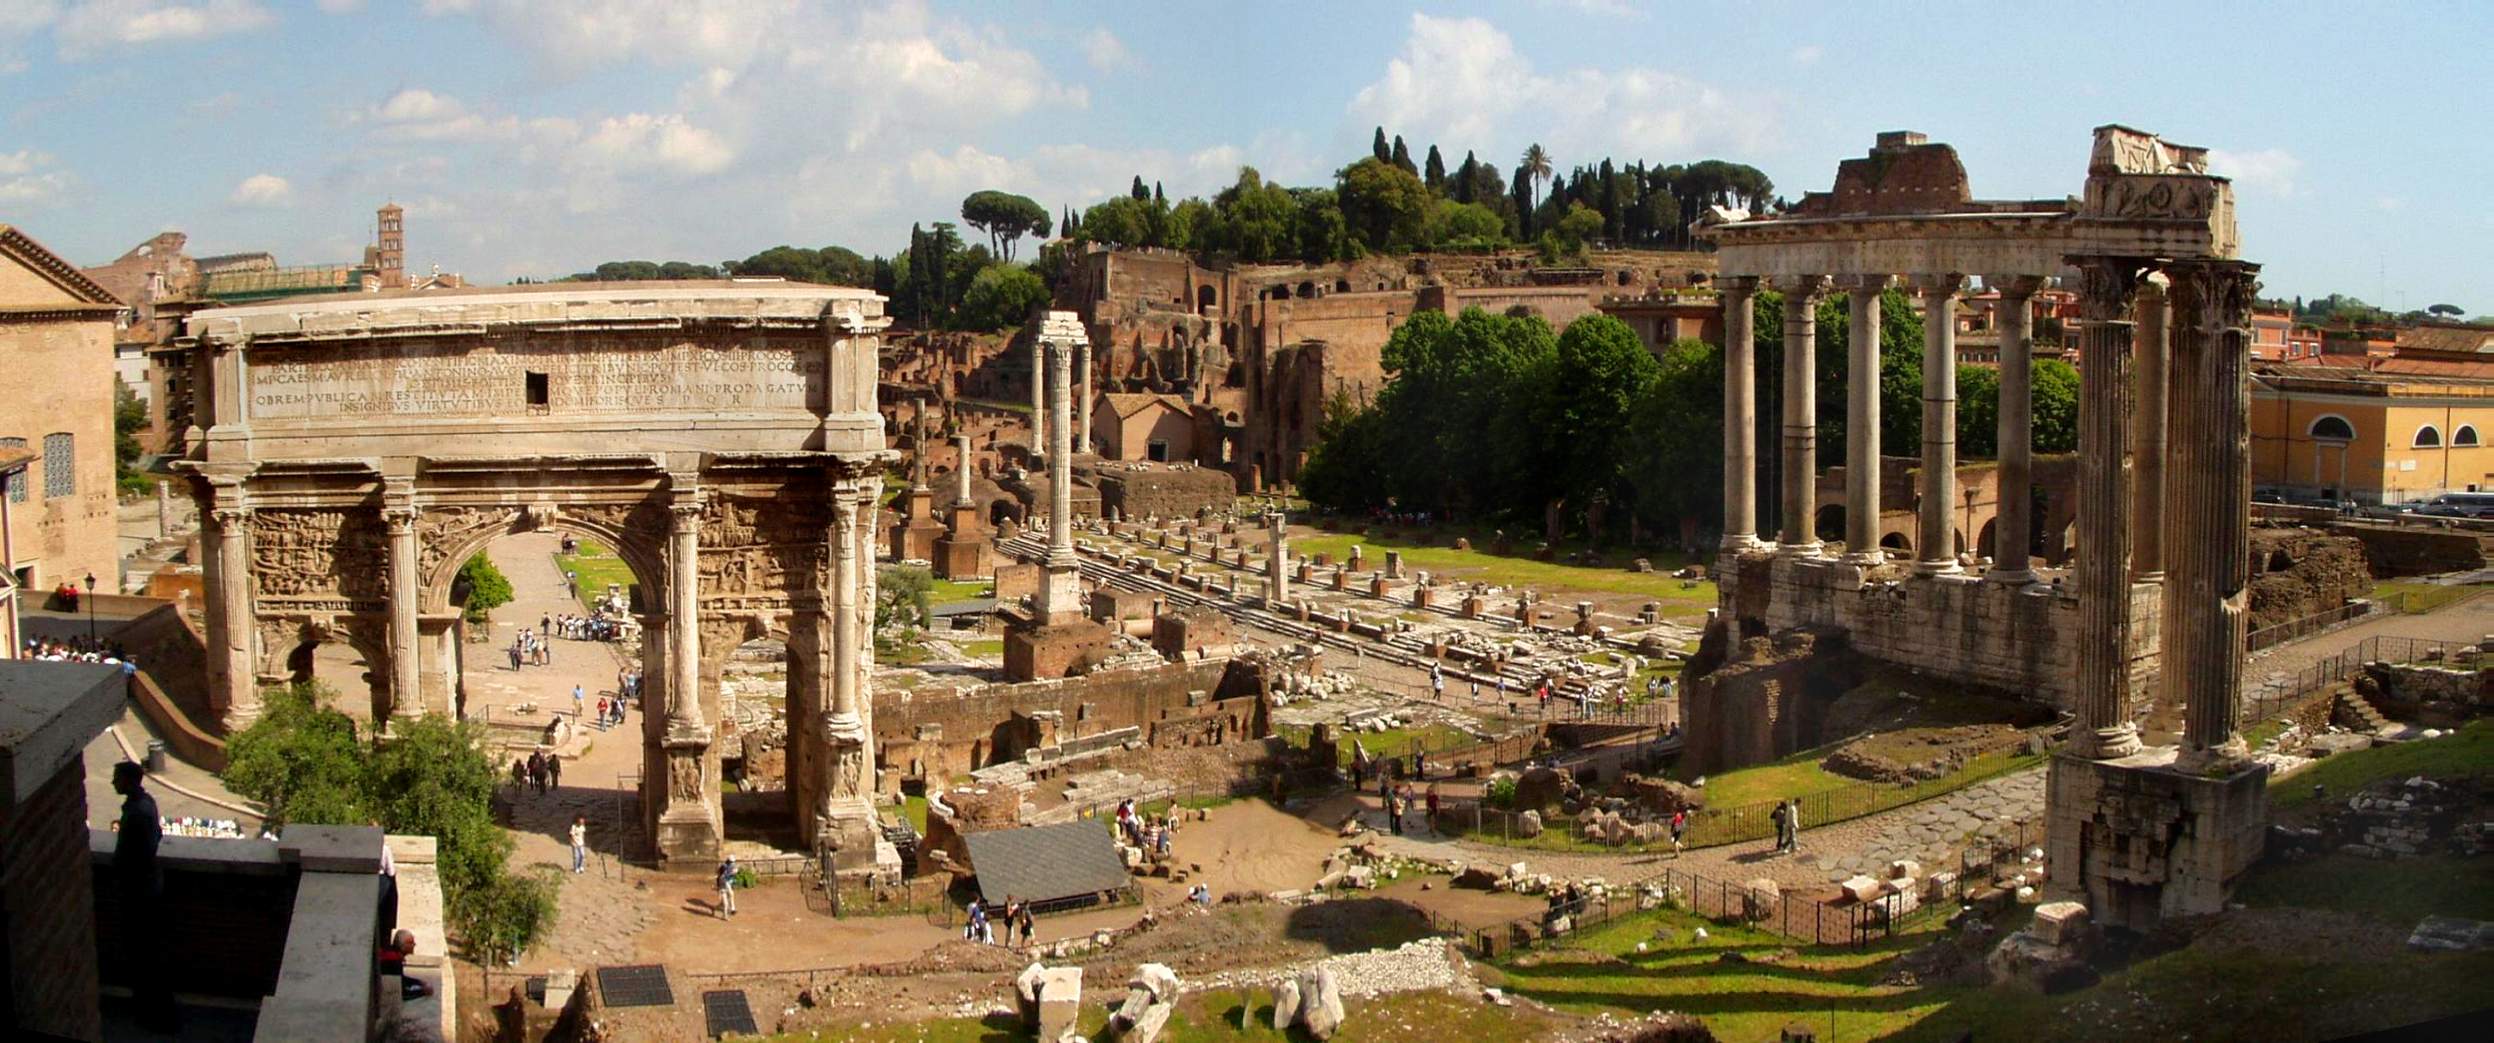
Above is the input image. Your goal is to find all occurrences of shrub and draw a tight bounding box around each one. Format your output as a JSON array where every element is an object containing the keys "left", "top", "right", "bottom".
[
  {"left": 457, "top": 553, "right": 514, "bottom": 622},
  {"left": 1485, "top": 775, "right": 1519, "bottom": 809}
]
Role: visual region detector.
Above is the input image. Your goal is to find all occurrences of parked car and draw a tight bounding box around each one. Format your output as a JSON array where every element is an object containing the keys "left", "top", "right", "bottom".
[{"left": 2413, "top": 492, "right": 2494, "bottom": 519}]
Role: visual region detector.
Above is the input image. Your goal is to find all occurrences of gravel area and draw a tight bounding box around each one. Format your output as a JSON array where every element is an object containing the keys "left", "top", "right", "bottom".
[{"left": 1196, "top": 937, "right": 1464, "bottom": 997}]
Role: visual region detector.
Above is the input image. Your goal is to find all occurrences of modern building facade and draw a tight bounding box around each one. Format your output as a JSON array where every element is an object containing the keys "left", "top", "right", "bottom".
[{"left": 1, "top": 225, "right": 126, "bottom": 601}]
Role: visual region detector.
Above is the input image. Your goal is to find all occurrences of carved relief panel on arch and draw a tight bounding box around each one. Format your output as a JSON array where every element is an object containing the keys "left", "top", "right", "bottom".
[{"left": 251, "top": 508, "right": 388, "bottom": 603}]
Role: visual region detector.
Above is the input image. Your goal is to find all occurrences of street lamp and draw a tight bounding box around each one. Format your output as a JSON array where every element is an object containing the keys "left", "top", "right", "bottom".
[{"left": 83, "top": 571, "right": 97, "bottom": 642}]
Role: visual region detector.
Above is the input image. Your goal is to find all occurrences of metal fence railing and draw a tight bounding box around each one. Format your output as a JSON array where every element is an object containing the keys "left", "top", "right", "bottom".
[
  {"left": 2242, "top": 633, "right": 2479, "bottom": 725},
  {"left": 2247, "top": 600, "right": 2378, "bottom": 652}
]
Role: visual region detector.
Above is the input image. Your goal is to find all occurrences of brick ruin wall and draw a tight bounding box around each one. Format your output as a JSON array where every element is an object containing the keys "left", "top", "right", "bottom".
[
  {"left": 2247, "top": 527, "right": 2373, "bottom": 631},
  {"left": 3, "top": 758, "right": 104, "bottom": 1040},
  {"left": 872, "top": 656, "right": 1272, "bottom": 789},
  {"left": 1092, "top": 464, "right": 1239, "bottom": 522},
  {"left": 2331, "top": 523, "right": 2491, "bottom": 577},
  {"left": 1679, "top": 627, "right": 1862, "bottom": 775}
]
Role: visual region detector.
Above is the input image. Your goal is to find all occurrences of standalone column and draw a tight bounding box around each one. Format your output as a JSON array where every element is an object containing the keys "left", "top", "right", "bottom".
[
  {"left": 2131, "top": 280, "right": 2170, "bottom": 582},
  {"left": 1028, "top": 334, "right": 1047, "bottom": 463},
  {"left": 853, "top": 479, "right": 880, "bottom": 716},
  {"left": 384, "top": 497, "right": 421, "bottom": 725},
  {"left": 1840, "top": 277, "right": 1891, "bottom": 563},
  {"left": 1776, "top": 275, "right": 1829, "bottom": 554},
  {"left": 204, "top": 485, "right": 256, "bottom": 728},
  {"left": 1915, "top": 274, "right": 1967, "bottom": 573},
  {"left": 2167, "top": 260, "right": 2262, "bottom": 772},
  {"left": 1074, "top": 338, "right": 1093, "bottom": 455},
  {"left": 830, "top": 490, "right": 861, "bottom": 721},
  {"left": 1719, "top": 276, "right": 1761, "bottom": 550},
  {"left": 1267, "top": 511, "right": 1290, "bottom": 603},
  {"left": 2069, "top": 258, "right": 2147, "bottom": 759},
  {"left": 666, "top": 491, "right": 704, "bottom": 729},
  {"left": 953, "top": 433, "right": 974, "bottom": 507},
  {"left": 1047, "top": 341, "right": 1076, "bottom": 556},
  {"left": 1987, "top": 276, "right": 2045, "bottom": 583}
]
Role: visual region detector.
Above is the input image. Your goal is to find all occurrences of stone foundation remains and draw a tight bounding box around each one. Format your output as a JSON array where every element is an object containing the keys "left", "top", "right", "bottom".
[{"left": 2043, "top": 749, "right": 2268, "bottom": 930}]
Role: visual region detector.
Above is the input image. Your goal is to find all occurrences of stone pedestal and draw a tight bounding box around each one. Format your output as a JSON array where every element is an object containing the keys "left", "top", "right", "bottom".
[
  {"left": 2044, "top": 748, "right": 2267, "bottom": 930},
  {"left": 934, "top": 504, "right": 993, "bottom": 579},
  {"left": 1005, "top": 621, "right": 1117, "bottom": 681},
  {"left": 892, "top": 487, "right": 945, "bottom": 561},
  {"left": 653, "top": 728, "right": 721, "bottom": 865}
]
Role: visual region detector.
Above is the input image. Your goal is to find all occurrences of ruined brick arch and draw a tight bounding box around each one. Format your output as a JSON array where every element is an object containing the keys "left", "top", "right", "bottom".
[
  {"left": 254, "top": 614, "right": 391, "bottom": 716},
  {"left": 1977, "top": 519, "right": 1997, "bottom": 560},
  {"left": 1197, "top": 285, "right": 1216, "bottom": 310},
  {"left": 1879, "top": 530, "right": 1913, "bottom": 554},
  {"left": 1813, "top": 504, "right": 1845, "bottom": 543}
]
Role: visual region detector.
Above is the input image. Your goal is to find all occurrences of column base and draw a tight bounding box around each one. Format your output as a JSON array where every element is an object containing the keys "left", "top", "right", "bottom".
[
  {"left": 2175, "top": 737, "right": 2256, "bottom": 776},
  {"left": 1777, "top": 540, "right": 1823, "bottom": 558},
  {"left": 2045, "top": 749, "right": 2269, "bottom": 931},
  {"left": 1718, "top": 534, "right": 1766, "bottom": 553},
  {"left": 1915, "top": 559, "right": 1962, "bottom": 576},
  {"left": 818, "top": 797, "right": 886, "bottom": 874},
  {"left": 2071, "top": 723, "right": 2144, "bottom": 761},
  {"left": 1842, "top": 550, "right": 1886, "bottom": 566},
  {"left": 2129, "top": 570, "right": 2167, "bottom": 586},
  {"left": 1984, "top": 567, "right": 2037, "bottom": 585}
]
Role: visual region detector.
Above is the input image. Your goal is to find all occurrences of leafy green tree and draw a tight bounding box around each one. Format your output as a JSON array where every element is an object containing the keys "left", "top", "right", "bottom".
[
  {"left": 456, "top": 553, "right": 513, "bottom": 622},
  {"left": 1372, "top": 127, "right": 1391, "bottom": 164},
  {"left": 1520, "top": 143, "right": 1552, "bottom": 213},
  {"left": 1130, "top": 175, "right": 1150, "bottom": 201},
  {"left": 1422, "top": 199, "right": 1506, "bottom": 251},
  {"left": 1625, "top": 337, "right": 1727, "bottom": 534},
  {"left": 224, "top": 683, "right": 376, "bottom": 828},
  {"left": 2030, "top": 358, "right": 2080, "bottom": 454},
  {"left": 1547, "top": 315, "right": 1662, "bottom": 539},
  {"left": 956, "top": 264, "right": 1050, "bottom": 331},
  {"left": 1294, "top": 390, "right": 1391, "bottom": 511},
  {"left": 959, "top": 190, "right": 1051, "bottom": 260},
  {"left": 1205, "top": 167, "right": 1297, "bottom": 262},
  {"left": 1423, "top": 144, "right": 1446, "bottom": 191},
  {"left": 1390, "top": 134, "right": 1415, "bottom": 176},
  {"left": 1539, "top": 202, "right": 1603, "bottom": 260},
  {"left": 1076, "top": 195, "right": 1155, "bottom": 248},
  {"left": 2426, "top": 303, "right": 2464, "bottom": 318},
  {"left": 114, "top": 379, "right": 149, "bottom": 495},
  {"left": 1291, "top": 189, "right": 1355, "bottom": 263},
  {"left": 1336, "top": 157, "right": 1431, "bottom": 253},
  {"left": 876, "top": 564, "right": 934, "bottom": 645}
]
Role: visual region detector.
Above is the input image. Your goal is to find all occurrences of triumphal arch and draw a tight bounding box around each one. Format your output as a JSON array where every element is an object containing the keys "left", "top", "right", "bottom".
[{"left": 172, "top": 283, "right": 893, "bottom": 867}]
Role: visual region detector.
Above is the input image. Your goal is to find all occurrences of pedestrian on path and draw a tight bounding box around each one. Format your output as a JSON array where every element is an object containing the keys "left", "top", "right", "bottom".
[
  {"left": 1785, "top": 798, "right": 1803, "bottom": 853},
  {"left": 546, "top": 752, "right": 563, "bottom": 791},
  {"left": 572, "top": 684, "right": 586, "bottom": 720},
  {"left": 1770, "top": 799, "right": 1790, "bottom": 854},
  {"left": 526, "top": 749, "right": 547, "bottom": 795},
  {"left": 1669, "top": 809, "right": 1687, "bottom": 855},
  {"left": 1017, "top": 901, "right": 1035, "bottom": 946},
  {"left": 509, "top": 640, "right": 523, "bottom": 671},
  {"left": 716, "top": 856, "right": 739, "bottom": 919},
  {"left": 1424, "top": 784, "right": 1441, "bottom": 833},
  {"left": 1385, "top": 787, "right": 1403, "bottom": 835},
  {"left": 569, "top": 815, "right": 588, "bottom": 873}
]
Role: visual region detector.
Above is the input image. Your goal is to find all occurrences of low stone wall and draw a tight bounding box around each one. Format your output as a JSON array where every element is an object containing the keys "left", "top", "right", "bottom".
[
  {"left": 1679, "top": 626, "right": 1861, "bottom": 775},
  {"left": 1720, "top": 550, "right": 2158, "bottom": 715},
  {"left": 873, "top": 657, "right": 1270, "bottom": 789},
  {"left": 2247, "top": 527, "right": 2370, "bottom": 632},
  {"left": 1092, "top": 464, "right": 1237, "bottom": 523},
  {"left": 2333, "top": 523, "right": 2492, "bottom": 577}
]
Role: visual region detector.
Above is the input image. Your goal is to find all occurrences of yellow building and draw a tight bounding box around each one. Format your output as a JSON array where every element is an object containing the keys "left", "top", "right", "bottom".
[
  {"left": 1, "top": 225, "right": 126, "bottom": 601},
  {"left": 2251, "top": 359, "right": 2494, "bottom": 504}
]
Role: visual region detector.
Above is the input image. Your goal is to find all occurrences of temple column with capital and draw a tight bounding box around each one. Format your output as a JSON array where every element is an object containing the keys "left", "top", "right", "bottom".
[
  {"left": 1719, "top": 276, "right": 1761, "bottom": 550},
  {"left": 1028, "top": 334, "right": 1048, "bottom": 464},
  {"left": 2166, "top": 260, "right": 2263, "bottom": 773},
  {"left": 1839, "top": 276, "right": 1890, "bottom": 562},
  {"left": 653, "top": 474, "right": 719, "bottom": 864},
  {"left": 2067, "top": 258, "right": 2147, "bottom": 759},
  {"left": 1987, "top": 276, "right": 2045, "bottom": 583},
  {"left": 1777, "top": 275, "right": 1828, "bottom": 553},
  {"left": 383, "top": 485, "right": 421, "bottom": 726},
  {"left": 814, "top": 480, "right": 879, "bottom": 868},
  {"left": 1915, "top": 273, "right": 1966, "bottom": 573},
  {"left": 2132, "top": 279, "right": 2172, "bottom": 583},
  {"left": 1074, "top": 338, "right": 1093, "bottom": 455}
]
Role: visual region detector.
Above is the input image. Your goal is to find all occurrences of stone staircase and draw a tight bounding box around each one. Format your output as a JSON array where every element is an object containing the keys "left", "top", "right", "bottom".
[{"left": 2333, "top": 690, "right": 2393, "bottom": 734}]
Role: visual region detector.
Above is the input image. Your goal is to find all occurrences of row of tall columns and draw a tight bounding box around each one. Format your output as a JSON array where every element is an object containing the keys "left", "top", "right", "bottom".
[
  {"left": 1718, "top": 277, "right": 1761, "bottom": 550},
  {"left": 2068, "top": 260, "right": 2147, "bottom": 759},
  {"left": 1840, "top": 277, "right": 1888, "bottom": 563},
  {"left": 2164, "top": 260, "right": 2260, "bottom": 771},
  {"left": 1916, "top": 275, "right": 1966, "bottom": 573},
  {"left": 2131, "top": 281, "right": 2171, "bottom": 583},
  {"left": 1987, "top": 277, "right": 2045, "bottom": 583},
  {"left": 1776, "top": 275, "right": 1826, "bottom": 553}
]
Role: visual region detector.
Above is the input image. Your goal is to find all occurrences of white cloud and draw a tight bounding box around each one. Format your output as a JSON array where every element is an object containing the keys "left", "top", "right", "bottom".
[
  {"left": 55, "top": 0, "right": 274, "bottom": 54},
  {"left": 228, "top": 172, "right": 292, "bottom": 206},
  {"left": 0, "top": 149, "right": 68, "bottom": 204},
  {"left": 1349, "top": 14, "right": 1775, "bottom": 163},
  {"left": 1534, "top": 0, "right": 1640, "bottom": 16},
  {"left": 1790, "top": 44, "right": 1823, "bottom": 65},
  {"left": 0, "top": 2, "right": 61, "bottom": 35},
  {"left": 577, "top": 113, "right": 734, "bottom": 177},
  {"left": 2207, "top": 147, "right": 2301, "bottom": 198},
  {"left": 1080, "top": 27, "right": 1128, "bottom": 72},
  {"left": 374, "top": 87, "right": 463, "bottom": 122},
  {"left": 315, "top": 0, "right": 363, "bottom": 12}
]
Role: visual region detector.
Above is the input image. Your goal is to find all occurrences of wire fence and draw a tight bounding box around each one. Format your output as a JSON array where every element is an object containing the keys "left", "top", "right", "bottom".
[
  {"left": 2246, "top": 600, "right": 2378, "bottom": 652},
  {"left": 2241, "top": 633, "right": 2479, "bottom": 724}
]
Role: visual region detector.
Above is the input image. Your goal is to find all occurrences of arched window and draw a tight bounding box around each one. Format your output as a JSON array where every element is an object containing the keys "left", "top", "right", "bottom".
[
  {"left": 2454, "top": 425, "right": 2480, "bottom": 447},
  {"left": 2308, "top": 415, "right": 2355, "bottom": 442},
  {"left": 0, "top": 437, "right": 24, "bottom": 504},
  {"left": 2413, "top": 424, "right": 2443, "bottom": 448}
]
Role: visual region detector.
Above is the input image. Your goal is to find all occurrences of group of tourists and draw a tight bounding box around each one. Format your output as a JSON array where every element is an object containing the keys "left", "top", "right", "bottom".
[
  {"left": 23, "top": 635, "right": 134, "bottom": 669},
  {"left": 512, "top": 747, "right": 563, "bottom": 795},
  {"left": 968, "top": 896, "right": 1039, "bottom": 946},
  {"left": 1113, "top": 798, "right": 1178, "bottom": 861},
  {"left": 1380, "top": 777, "right": 1440, "bottom": 836},
  {"left": 1769, "top": 796, "right": 1805, "bottom": 854},
  {"left": 507, "top": 628, "right": 553, "bottom": 670},
  {"left": 548, "top": 612, "right": 626, "bottom": 642}
]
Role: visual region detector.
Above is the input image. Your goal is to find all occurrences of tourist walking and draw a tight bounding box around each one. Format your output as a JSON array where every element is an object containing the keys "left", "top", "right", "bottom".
[
  {"left": 1770, "top": 799, "right": 1790, "bottom": 854},
  {"left": 715, "top": 856, "right": 739, "bottom": 919},
  {"left": 526, "top": 749, "right": 547, "bottom": 795},
  {"left": 1424, "top": 784, "right": 1441, "bottom": 833},
  {"left": 1385, "top": 786, "right": 1403, "bottom": 836},
  {"left": 572, "top": 683, "right": 586, "bottom": 720},
  {"left": 1017, "top": 901, "right": 1036, "bottom": 946},
  {"left": 546, "top": 752, "right": 563, "bottom": 791},
  {"left": 1785, "top": 798, "right": 1803, "bottom": 853},
  {"left": 1669, "top": 808, "right": 1688, "bottom": 855},
  {"left": 569, "top": 815, "right": 588, "bottom": 874},
  {"left": 113, "top": 762, "right": 178, "bottom": 1031},
  {"left": 509, "top": 640, "right": 524, "bottom": 671}
]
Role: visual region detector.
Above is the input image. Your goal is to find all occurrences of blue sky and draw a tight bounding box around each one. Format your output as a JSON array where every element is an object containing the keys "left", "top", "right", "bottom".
[{"left": 2, "top": 0, "right": 2486, "bottom": 311}]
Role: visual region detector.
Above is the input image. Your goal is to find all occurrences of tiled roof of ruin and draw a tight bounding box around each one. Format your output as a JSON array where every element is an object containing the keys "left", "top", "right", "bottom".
[
  {"left": 963, "top": 820, "right": 1131, "bottom": 906},
  {"left": 0, "top": 224, "right": 126, "bottom": 308}
]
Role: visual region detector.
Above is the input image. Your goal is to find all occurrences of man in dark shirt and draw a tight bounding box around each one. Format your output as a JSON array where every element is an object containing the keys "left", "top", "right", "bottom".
[{"left": 114, "top": 761, "right": 178, "bottom": 1031}]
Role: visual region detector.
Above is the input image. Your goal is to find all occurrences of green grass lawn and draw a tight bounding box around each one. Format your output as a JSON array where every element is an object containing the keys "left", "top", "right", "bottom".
[
  {"left": 553, "top": 538, "right": 637, "bottom": 611},
  {"left": 1493, "top": 907, "right": 1957, "bottom": 1043},
  {"left": 2272, "top": 719, "right": 2491, "bottom": 812},
  {"left": 928, "top": 578, "right": 994, "bottom": 603},
  {"left": 807, "top": 984, "right": 1558, "bottom": 1043},
  {"left": 1681, "top": 745, "right": 1852, "bottom": 809},
  {"left": 960, "top": 639, "right": 1005, "bottom": 659},
  {"left": 2238, "top": 852, "right": 2494, "bottom": 925},
  {"left": 2371, "top": 579, "right": 2489, "bottom": 614},
  {"left": 1289, "top": 529, "right": 1717, "bottom": 611}
]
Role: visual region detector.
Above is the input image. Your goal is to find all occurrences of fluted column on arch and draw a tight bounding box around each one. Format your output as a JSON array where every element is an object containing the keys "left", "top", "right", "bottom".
[
  {"left": 2165, "top": 259, "right": 2262, "bottom": 774},
  {"left": 1776, "top": 274, "right": 1829, "bottom": 554},
  {"left": 2067, "top": 257, "right": 2149, "bottom": 760}
]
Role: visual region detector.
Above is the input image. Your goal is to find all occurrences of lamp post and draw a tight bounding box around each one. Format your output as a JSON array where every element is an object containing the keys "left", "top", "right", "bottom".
[{"left": 84, "top": 571, "right": 97, "bottom": 642}]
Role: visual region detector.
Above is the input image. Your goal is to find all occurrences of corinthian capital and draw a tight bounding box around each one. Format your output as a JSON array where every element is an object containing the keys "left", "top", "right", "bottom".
[
  {"left": 1773, "top": 274, "right": 1830, "bottom": 301},
  {"left": 2070, "top": 257, "right": 2151, "bottom": 323}
]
